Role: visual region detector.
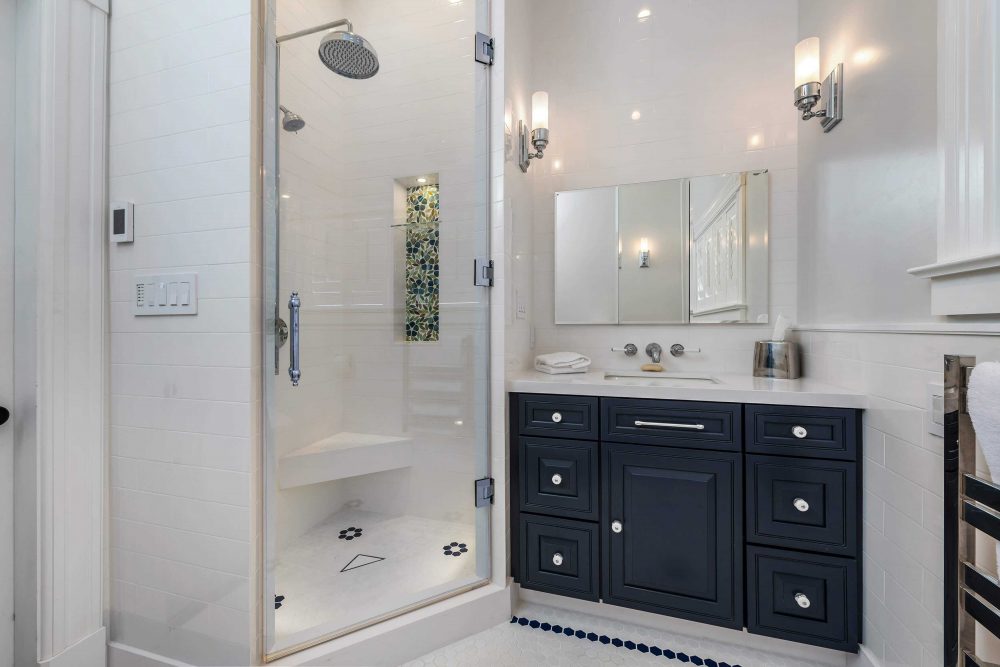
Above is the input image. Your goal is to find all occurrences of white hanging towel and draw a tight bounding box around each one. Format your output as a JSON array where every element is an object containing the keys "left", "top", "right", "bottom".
[
  {"left": 968, "top": 361, "right": 1000, "bottom": 565},
  {"left": 534, "top": 351, "right": 591, "bottom": 374}
]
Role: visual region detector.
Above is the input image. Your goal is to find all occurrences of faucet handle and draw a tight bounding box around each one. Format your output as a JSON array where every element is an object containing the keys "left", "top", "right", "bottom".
[
  {"left": 612, "top": 343, "right": 638, "bottom": 357},
  {"left": 670, "top": 344, "right": 701, "bottom": 357}
]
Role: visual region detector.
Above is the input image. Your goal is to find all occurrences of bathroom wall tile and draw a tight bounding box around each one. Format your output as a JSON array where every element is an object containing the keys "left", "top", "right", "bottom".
[{"left": 109, "top": 0, "right": 255, "bottom": 662}]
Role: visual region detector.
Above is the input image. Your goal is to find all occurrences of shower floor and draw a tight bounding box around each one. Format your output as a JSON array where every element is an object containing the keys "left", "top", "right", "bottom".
[{"left": 273, "top": 508, "right": 479, "bottom": 648}]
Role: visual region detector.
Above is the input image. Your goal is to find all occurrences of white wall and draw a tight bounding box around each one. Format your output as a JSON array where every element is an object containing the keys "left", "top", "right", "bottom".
[
  {"left": 796, "top": 2, "right": 999, "bottom": 666},
  {"left": 797, "top": 0, "right": 937, "bottom": 326},
  {"left": 107, "top": 1, "right": 257, "bottom": 664},
  {"left": 526, "top": 0, "right": 799, "bottom": 370}
]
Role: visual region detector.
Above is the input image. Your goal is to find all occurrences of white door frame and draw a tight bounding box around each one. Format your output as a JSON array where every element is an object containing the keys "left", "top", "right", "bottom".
[{"left": 13, "top": 1, "right": 109, "bottom": 665}]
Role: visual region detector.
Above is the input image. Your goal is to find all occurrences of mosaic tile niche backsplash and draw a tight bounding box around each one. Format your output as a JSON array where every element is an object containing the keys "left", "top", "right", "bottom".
[{"left": 405, "top": 184, "right": 440, "bottom": 342}]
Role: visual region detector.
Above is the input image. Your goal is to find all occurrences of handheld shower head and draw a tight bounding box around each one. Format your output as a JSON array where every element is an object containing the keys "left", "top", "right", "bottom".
[
  {"left": 279, "top": 105, "right": 305, "bottom": 132},
  {"left": 318, "top": 30, "right": 379, "bottom": 79}
]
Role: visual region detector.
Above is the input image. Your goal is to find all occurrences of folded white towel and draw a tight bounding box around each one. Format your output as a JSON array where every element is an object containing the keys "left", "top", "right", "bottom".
[
  {"left": 534, "top": 360, "right": 588, "bottom": 375},
  {"left": 535, "top": 352, "right": 591, "bottom": 369},
  {"left": 968, "top": 361, "right": 1000, "bottom": 565}
]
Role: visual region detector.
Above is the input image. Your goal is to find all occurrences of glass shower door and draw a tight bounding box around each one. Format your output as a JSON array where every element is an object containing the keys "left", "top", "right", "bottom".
[{"left": 262, "top": 0, "right": 491, "bottom": 658}]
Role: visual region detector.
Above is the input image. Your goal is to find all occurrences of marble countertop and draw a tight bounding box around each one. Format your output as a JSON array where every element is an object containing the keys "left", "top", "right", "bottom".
[{"left": 507, "top": 370, "right": 865, "bottom": 409}]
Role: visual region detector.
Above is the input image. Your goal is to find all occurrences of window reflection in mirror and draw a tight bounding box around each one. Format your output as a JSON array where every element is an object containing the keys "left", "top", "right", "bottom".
[{"left": 554, "top": 170, "right": 769, "bottom": 325}]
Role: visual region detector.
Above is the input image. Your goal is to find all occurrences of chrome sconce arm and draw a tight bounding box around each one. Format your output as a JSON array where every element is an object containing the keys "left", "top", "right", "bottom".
[
  {"left": 793, "top": 62, "right": 843, "bottom": 132},
  {"left": 518, "top": 121, "right": 549, "bottom": 172},
  {"left": 793, "top": 37, "right": 843, "bottom": 133}
]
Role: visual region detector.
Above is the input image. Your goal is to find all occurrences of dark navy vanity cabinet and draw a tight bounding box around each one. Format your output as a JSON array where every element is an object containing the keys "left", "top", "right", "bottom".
[{"left": 511, "top": 393, "right": 862, "bottom": 653}]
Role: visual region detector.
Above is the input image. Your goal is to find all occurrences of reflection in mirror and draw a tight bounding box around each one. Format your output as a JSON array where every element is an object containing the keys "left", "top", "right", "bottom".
[{"left": 554, "top": 170, "right": 768, "bottom": 325}]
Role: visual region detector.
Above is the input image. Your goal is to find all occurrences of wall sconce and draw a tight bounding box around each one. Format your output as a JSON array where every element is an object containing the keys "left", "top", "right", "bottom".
[
  {"left": 639, "top": 238, "right": 650, "bottom": 268},
  {"left": 793, "top": 37, "right": 843, "bottom": 132},
  {"left": 519, "top": 91, "right": 550, "bottom": 172}
]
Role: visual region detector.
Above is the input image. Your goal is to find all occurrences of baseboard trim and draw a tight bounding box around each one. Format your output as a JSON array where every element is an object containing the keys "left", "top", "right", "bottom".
[
  {"left": 281, "top": 583, "right": 513, "bottom": 666},
  {"left": 107, "top": 642, "right": 193, "bottom": 667},
  {"left": 40, "top": 627, "right": 107, "bottom": 667},
  {"left": 848, "top": 644, "right": 882, "bottom": 667}
]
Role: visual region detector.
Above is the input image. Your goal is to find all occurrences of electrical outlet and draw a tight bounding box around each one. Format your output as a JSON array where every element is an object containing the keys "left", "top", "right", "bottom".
[{"left": 515, "top": 289, "right": 527, "bottom": 320}]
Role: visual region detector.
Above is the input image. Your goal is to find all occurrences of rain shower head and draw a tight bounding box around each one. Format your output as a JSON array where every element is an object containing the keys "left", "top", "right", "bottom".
[
  {"left": 279, "top": 105, "right": 305, "bottom": 132},
  {"left": 318, "top": 30, "right": 379, "bottom": 79}
]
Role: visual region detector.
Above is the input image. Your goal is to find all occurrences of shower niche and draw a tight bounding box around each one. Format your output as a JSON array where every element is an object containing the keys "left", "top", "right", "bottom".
[{"left": 262, "top": 0, "right": 491, "bottom": 659}]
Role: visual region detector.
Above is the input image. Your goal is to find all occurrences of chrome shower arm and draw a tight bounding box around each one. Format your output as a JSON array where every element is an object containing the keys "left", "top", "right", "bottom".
[{"left": 276, "top": 18, "right": 353, "bottom": 44}]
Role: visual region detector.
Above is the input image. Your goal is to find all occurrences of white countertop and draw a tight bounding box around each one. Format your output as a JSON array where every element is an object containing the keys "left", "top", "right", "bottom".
[{"left": 508, "top": 370, "right": 865, "bottom": 409}]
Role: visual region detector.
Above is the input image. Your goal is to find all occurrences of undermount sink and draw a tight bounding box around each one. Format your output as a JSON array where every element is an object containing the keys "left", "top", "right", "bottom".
[{"left": 603, "top": 371, "right": 721, "bottom": 385}]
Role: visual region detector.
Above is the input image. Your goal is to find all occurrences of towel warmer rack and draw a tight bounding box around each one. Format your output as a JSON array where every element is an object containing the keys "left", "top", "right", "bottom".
[{"left": 944, "top": 354, "right": 1000, "bottom": 666}]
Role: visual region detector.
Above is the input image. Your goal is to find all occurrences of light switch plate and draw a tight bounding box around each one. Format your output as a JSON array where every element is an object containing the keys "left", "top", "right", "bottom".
[
  {"left": 133, "top": 273, "right": 198, "bottom": 316},
  {"left": 926, "top": 381, "right": 944, "bottom": 437}
]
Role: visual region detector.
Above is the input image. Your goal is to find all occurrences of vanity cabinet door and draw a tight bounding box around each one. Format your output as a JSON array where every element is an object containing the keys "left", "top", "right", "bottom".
[{"left": 603, "top": 443, "right": 743, "bottom": 629}]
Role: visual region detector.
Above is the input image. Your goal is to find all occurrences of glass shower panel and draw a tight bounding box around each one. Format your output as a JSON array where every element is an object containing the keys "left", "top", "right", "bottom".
[{"left": 263, "top": 0, "right": 491, "bottom": 657}]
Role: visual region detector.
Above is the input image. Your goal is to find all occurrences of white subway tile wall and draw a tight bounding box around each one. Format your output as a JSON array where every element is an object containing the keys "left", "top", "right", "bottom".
[
  {"left": 108, "top": 0, "right": 256, "bottom": 664},
  {"left": 527, "top": 0, "right": 799, "bottom": 366},
  {"left": 802, "top": 331, "right": 1000, "bottom": 667}
]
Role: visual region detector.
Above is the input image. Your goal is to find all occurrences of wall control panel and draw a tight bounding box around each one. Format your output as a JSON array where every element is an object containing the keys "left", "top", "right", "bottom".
[
  {"left": 110, "top": 201, "right": 134, "bottom": 243},
  {"left": 133, "top": 273, "right": 198, "bottom": 316}
]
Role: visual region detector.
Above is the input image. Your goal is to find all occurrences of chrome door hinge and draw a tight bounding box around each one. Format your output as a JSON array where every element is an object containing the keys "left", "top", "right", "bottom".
[
  {"left": 475, "top": 33, "right": 494, "bottom": 66},
  {"left": 474, "top": 257, "right": 494, "bottom": 287},
  {"left": 475, "top": 477, "right": 494, "bottom": 507}
]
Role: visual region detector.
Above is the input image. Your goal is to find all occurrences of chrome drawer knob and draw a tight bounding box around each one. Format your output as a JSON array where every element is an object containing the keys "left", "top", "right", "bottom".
[
  {"left": 794, "top": 592, "right": 811, "bottom": 609},
  {"left": 552, "top": 552, "right": 564, "bottom": 566},
  {"left": 793, "top": 497, "right": 810, "bottom": 512},
  {"left": 551, "top": 473, "right": 563, "bottom": 486},
  {"left": 611, "top": 520, "right": 623, "bottom": 534},
  {"left": 792, "top": 425, "right": 808, "bottom": 439},
  {"left": 552, "top": 412, "right": 563, "bottom": 423}
]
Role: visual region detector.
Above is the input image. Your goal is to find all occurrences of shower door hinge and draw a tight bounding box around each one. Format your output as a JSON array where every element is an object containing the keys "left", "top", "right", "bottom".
[
  {"left": 475, "top": 32, "right": 494, "bottom": 66},
  {"left": 473, "top": 257, "right": 494, "bottom": 287},
  {"left": 475, "top": 477, "right": 494, "bottom": 507}
]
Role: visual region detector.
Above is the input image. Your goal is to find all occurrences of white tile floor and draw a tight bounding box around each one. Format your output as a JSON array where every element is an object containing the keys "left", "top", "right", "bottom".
[
  {"left": 274, "top": 508, "right": 479, "bottom": 649},
  {"left": 402, "top": 602, "right": 830, "bottom": 667}
]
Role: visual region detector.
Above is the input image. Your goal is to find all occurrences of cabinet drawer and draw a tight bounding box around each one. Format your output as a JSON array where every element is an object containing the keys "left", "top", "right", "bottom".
[
  {"left": 746, "top": 404, "right": 858, "bottom": 460},
  {"left": 518, "top": 514, "right": 599, "bottom": 601},
  {"left": 602, "top": 398, "right": 740, "bottom": 451},
  {"left": 520, "top": 438, "right": 598, "bottom": 520},
  {"left": 518, "top": 394, "right": 598, "bottom": 440},
  {"left": 747, "top": 456, "right": 858, "bottom": 556},
  {"left": 747, "top": 546, "right": 859, "bottom": 652}
]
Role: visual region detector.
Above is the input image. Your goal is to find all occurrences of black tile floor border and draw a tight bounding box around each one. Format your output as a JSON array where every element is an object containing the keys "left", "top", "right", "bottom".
[{"left": 509, "top": 615, "right": 743, "bottom": 667}]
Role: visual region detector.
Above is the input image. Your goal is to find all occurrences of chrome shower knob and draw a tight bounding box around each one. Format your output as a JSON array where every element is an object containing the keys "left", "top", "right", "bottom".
[
  {"left": 551, "top": 473, "right": 563, "bottom": 486},
  {"left": 551, "top": 412, "right": 562, "bottom": 423},
  {"left": 611, "top": 520, "right": 623, "bottom": 534},
  {"left": 552, "top": 552, "right": 564, "bottom": 566},
  {"left": 794, "top": 592, "right": 811, "bottom": 609},
  {"left": 793, "top": 498, "right": 810, "bottom": 512},
  {"left": 792, "top": 425, "right": 809, "bottom": 439}
]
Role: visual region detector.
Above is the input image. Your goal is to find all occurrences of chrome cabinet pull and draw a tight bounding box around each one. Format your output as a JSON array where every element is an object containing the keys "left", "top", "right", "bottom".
[
  {"left": 551, "top": 473, "right": 563, "bottom": 486},
  {"left": 288, "top": 291, "right": 301, "bottom": 387},
  {"left": 551, "top": 412, "right": 562, "bottom": 423},
  {"left": 793, "top": 497, "right": 810, "bottom": 512},
  {"left": 611, "top": 520, "right": 623, "bottom": 533},
  {"left": 634, "top": 420, "right": 705, "bottom": 430},
  {"left": 552, "top": 552, "right": 564, "bottom": 566},
  {"left": 792, "top": 425, "right": 808, "bottom": 439},
  {"left": 794, "top": 592, "right": 811, "bottom": 609}
]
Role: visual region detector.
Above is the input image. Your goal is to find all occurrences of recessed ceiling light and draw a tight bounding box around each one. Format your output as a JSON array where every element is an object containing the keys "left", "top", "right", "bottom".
[
  {"left": 417, "top": 177, "right": 428, "bottom": 184},
  {"left": 637, "top": 8, "right": 652, "bottom": 20},
  {"left": 280, "top": 194, "right": 291, "bottom": 199},
  {"left": 631, "top": 110, "right": 641, "bottom": 120}
]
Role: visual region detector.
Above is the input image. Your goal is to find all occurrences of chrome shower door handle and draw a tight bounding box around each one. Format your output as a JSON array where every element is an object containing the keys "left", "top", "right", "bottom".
[{"left": 288, "top": 291, "right": 301, "bottom": 386}]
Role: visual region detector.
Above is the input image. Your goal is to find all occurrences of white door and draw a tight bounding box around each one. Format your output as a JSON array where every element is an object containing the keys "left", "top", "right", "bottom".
[{"left": 0, "top": 0, "right": 15, "bottom": 662}]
